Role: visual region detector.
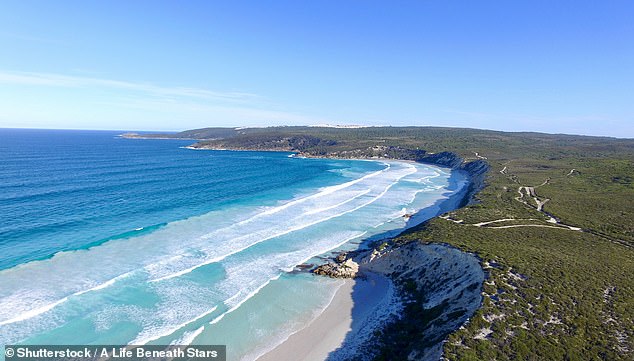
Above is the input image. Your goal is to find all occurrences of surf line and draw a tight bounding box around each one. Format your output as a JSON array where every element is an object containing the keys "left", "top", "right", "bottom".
[
  {"left": 131, "top": 305, "right": 218, "bottom": 345},
  {"left": 0, "top": 271, "right": 135, "bottom": 326},
  {"left": 201, "top": 231, "right": 366, "bottom": 348},
  {"left": 149, "top": 165, "right": 416, "bottom": 283},
  {"left": 204, "top": 162, "right": 391, "bottom": 228},
  {"left": 143, "top": 164, "right": 392, "bottom": 273},
  {"left": 145, "top": 184, "right": 367, "bottom": 280},
  {"left": 0, "top": 164, "right": 394, "bottom": 326}
]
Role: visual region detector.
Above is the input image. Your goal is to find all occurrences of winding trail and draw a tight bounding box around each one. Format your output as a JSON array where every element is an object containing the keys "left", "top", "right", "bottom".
[
  {"left": 440, "top": 161, "right": 631, "bottom": 249},
  {"left": 441, "top": 160, "right": 582, "bottom": 232}
]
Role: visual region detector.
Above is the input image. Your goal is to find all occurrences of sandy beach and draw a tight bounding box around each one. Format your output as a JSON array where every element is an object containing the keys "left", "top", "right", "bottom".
[{"left": 257, "top": 273, "right": 393, "bottom": 361}]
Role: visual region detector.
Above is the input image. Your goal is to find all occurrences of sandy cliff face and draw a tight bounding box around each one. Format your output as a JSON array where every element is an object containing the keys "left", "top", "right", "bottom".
[
  {"left": 318, "top": 153, "right": 489, "bottom": 361},
  {"left": 363, "top": 242, "right": 485, "bottom": 361},
  {"left": 458, "top": 159, "right": 489, "bottom": 206}
]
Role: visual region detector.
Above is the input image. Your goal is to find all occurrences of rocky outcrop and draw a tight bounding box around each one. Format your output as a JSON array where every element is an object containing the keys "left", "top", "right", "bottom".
[{"left": 313, "top": 255, "right": 360, "bottom": 278}]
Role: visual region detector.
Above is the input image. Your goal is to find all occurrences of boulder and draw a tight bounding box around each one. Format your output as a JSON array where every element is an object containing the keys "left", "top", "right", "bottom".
[{"left": 313, "top": 258, "right": 359, "bottom": 278}]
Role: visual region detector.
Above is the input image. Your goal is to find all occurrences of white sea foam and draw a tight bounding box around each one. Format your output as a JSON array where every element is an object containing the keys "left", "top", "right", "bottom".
[
  {"left": 301, "top": 189, "right": 371, "bottom": 216},
  {"left": 0, "top": 270, "right": 133, "bottom": 327},
  {"left": 255, "top": 164, "right": 390, "bottom": 217},
  {"left": 210, "top": 274, "right": 284, "bottom": 326},
  {"left": 131, "top": 305, "right": 218, "bottom": 345},
  {"left": 0, "top": 168, "right": 404, "bottom": 334},
  {"left": 0, "top": 297, "right": 68, "bottom": 326},
  {"left": 278, "top": 231, "right": 367, "bottom": 273},
  {"left": 204, "top": 230, "right": 364, "bottom": 334},
  {"left": 74, "top": 271, "right": 134, "bottom": 296},
  {"left": 0, "top": 160, "right": 465, "bottom": 348},
  {"left": 173, "top": 325, "right": 206, "bottom": 346},
  {"left": 147, "top": 164, "right": 414, "bottom": 282}
]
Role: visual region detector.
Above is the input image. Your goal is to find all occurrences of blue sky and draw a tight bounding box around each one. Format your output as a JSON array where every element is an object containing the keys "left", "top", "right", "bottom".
[{"left": 0, "top": 1, "right": 632, "bottom": 137}]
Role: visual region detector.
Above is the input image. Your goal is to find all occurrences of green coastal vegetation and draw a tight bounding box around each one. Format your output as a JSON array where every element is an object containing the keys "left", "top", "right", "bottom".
[{"left": 138, "top": 126, "right": 634, "bottom": 360}]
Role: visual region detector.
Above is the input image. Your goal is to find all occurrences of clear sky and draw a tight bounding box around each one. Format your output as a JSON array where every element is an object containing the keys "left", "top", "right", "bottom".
[{"left": 0, "top": 1, "right": 632, "bottom": 137}]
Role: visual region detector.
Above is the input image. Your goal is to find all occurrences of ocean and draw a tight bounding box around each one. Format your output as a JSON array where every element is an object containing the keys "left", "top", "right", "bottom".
[{"left": 0, "top": 129, "right": 467, "bottom": 360}]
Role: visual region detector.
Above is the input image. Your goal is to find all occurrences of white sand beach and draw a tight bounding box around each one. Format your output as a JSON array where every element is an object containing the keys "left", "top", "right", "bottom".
[{"left": 257, "top": 273, "right": 394, "bottom": 361}]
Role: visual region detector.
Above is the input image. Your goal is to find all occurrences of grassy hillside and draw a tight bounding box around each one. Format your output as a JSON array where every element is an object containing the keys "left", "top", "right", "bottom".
[
  {"left": 401, "top": 155, "right": 633, "bottom": 360},
  {"left": 167, "top": 126, "right": 634, "bottom": 360}
]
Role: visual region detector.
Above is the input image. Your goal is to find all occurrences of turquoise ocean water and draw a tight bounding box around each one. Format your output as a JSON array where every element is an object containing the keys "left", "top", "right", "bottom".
[{"left": 0, "top": 129, "right": 467, "bottom": 360}]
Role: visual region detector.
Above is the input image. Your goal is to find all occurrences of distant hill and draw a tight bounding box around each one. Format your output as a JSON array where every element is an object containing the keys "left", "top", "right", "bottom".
[
  {"left": 122, "top": 127, "right": 240, "bottom": 140},
  {"left": 152, "top": 125, "right": 634, "bottom": 159}
]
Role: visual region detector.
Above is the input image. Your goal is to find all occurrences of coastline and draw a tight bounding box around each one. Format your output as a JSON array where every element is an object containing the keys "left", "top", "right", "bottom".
[
  {"left": 106, "top": 127, "right": 634, "bottom": 359},
  {"left": 255, "top": 165, "right": 480, "bottom": 361},
  {"left": 181, "top": 144, "right": 487, "bottom": 360},
  {"left": 256, "top": 273, "right": 396, "bottom": 361},
  {"left": 128, "top": 138, "right": 489, "bottom": 359},
  {"left": 9, "top": 128, "right": 632, "bottom": 359},
  {"left": 255, "top": 279, "right": 354, "bottom": 361}
]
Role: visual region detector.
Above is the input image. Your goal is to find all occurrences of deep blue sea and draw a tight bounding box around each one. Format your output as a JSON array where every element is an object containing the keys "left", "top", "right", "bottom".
[{"left": 0, "top": 129, "right": 467, "bottom": 360}]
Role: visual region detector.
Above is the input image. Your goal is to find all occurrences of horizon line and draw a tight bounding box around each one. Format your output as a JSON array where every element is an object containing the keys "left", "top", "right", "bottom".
[{"left": 0, "top": 125, "right": 631, "bottom": 140}]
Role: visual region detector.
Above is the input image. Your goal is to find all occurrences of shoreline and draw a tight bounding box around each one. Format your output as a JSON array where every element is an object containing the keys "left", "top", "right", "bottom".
[
  {"left": 181, "top": 144, "right": 485, "bottom": 360},
  {"left": 256, "top": 273, "right": 396, "bottom": 361},
  {"left": 254, "top": 279, "right": 355, "bottom": 361},
  {"left": 254, "top": 171, "right": 473, "bottom": 361},
  {"left": 132, "top": 137, "right": 489, "bottom": 359}
]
